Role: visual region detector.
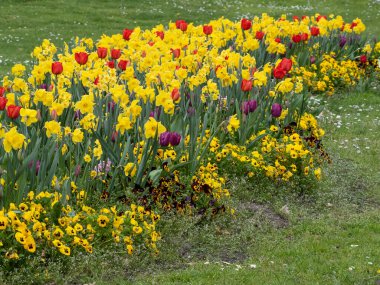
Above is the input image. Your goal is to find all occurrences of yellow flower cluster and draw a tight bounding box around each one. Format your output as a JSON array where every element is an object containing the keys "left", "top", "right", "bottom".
[{"left": 0, "top": 191, "right": 160, "bottom": 260}]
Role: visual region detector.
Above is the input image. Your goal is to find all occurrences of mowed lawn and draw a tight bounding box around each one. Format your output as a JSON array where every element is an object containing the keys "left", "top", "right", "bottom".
[
  {"left": 0, "top": 0, "right": 379, "bottom": 284},
  {"left": 0, "top": 0, "right": 379, "bottom": 76}
]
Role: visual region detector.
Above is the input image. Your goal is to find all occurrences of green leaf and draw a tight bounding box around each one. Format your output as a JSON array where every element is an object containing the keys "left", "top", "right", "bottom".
[{"left": 148, "top": 169, "right": 162, "bottom": 187}]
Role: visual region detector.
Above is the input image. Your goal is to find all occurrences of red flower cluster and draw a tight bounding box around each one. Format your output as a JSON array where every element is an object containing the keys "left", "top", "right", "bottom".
[
  {"left": 273, "top": 58, "right": 293, "bottom": 79},
  {"left": 292, "top": 33, "right": 309, "bottom": 43}
]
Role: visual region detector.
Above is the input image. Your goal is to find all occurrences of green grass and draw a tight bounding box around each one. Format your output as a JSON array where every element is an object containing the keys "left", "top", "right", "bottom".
[
  {"left": 0, "top": 0, "right": 379, "bottom": 76},
  {"left": 0, "top": 1, "right": 379, "bottom": 284}
]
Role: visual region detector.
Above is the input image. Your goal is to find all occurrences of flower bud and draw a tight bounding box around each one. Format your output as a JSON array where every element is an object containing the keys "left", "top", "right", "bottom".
[
  {"left": 271, "top": 103, "right": 282, "bottom": 118},
  {"left": 169, "top": 132, "right": 181, "bottom": 146},
  {"left": 51, "top": 109, "right": 58, "bottom": 120},
  {"left": 248, "top": 100, "right": 257, "bottom": 112},
  {"left": 159, "top": 131, "right": 171, "bottom": 147},
  {"left": 111, "top": 131, "right": 118, "bottom": 142},
  {"left": 75, "top": 165, "right": 81, "bottom": 177},
  {"left": 35, "top": 160, "right": 41, "bottom": 176}
]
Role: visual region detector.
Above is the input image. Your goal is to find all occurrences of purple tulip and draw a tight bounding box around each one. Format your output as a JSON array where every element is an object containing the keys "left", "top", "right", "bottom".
[
  {"left": 248, "top": 100, "right": 257, "bottom": 112},
  {"left": 159, "top": 131, "right": 171, "bottom": 147},
  {"left": 242, "top": 100, "right": 258, "bottom": 115},
  {"left": 107, "top": 101, "right": 116, "bottom": 112},
  {"left": 271, "top": 103, "right": 282, "bottom": 118},
  {"left": 339, "top": 36, "right": 347, "bottom": 47},
  {"left": 310, "top": 55, "right": 316, "bottom": 64},
  {"left": 149, "top": 107, "right": 161, "bottom": 119},
  {"left": 74, "top": 110, "right": 81, "bottom": 120},
  {"left": 187, "top": 107, "right": 195, "bottom": 116},
  {"left": 169, "top": 132, "right": 181, "bottom": 146},
  {"left": 35, "top": 160, "right": 41, "bottom": 175},
  {"left": 39, "top": 84, "right": 48, "bottom": 90},
  {"left": 242, "top": 101, "right": 250, "bottom": 115}
]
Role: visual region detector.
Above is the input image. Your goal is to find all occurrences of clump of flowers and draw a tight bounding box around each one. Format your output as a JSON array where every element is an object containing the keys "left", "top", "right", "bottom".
[{"left": 0, "top": 191, "right": 160, "bottom": 266}]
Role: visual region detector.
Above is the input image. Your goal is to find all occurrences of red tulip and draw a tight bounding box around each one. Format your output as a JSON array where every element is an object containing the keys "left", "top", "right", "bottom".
[
  {"left": 278, "top": 58, "right": 292, "bottom": 72},
  {"left": 301, "top": 33, "right": 309, "bottom": 41},
  {"left": 310, "top": 26, "right": 320, "bottom": 36},
  {"left": 171, "top": 48, "right": 180, "bottom": 58},
  {"left": 316, "top": 15, "right": 327, "bottom": 22},
  {"left": 7, "top": 105, "right": 21, "bottom": 119},
  {"left": 293, "top": 16, "right": 300, "bottom": 22},
  {"left": 273, "top": 67, "right": 286, "bottom": 79},
  {"left": 240, "top": 79, "right": 253, "bottom": 92},
  {"left": 203, "top": 25, "right": 213, "bottom": 35},
  {"left": 176, "top": 20, "right": 188, "bottom": 31},
  {"left": 97, "top": 47, "right": 108, "bottom": 59},
  {"left": 107, "top": 61, "right": 115, "bottom": 69},
  {"left": 155, "top": 31, "right": 165, "bottom": 40},
  {"left": 111, "top": 49, "right": 121, "bottom": 59},
  {"left": 0, "top": 97, "right": 7, "bottom": 110},
  {"left": 179, "top": 22, "right": 187, "bottom": 31},
  {"left": 52, "top": 62, "right": 63, "bottom": 75},
  {"left": 75, "top": 52, "right": 88, "bottom": 65},
  {"left": 0, "top": 86, "right": 6, "bottom": 97},
  {"left": 171, "top": 88, "right": 180, "bottom": 101},
  {"left": 255, "top": 31, "right": 265, "bottom": 40},
  {"left": 292, "top": 34, "right": 302, "bottom": 43},
  {"left": 275, "top": 38, "right": 281, "bottom": 43},
  {"left": 123, "top": 29, "right": 133, "bottom": 41},
  {"left": 360, "top": 55, "right": 367, "bottom": 64},
  {"left": 111, "top": 131, "right": 118, "bottom": 143},
  {"left": 241, "top": 18, "right": 252, "bottom": 30},
  {"left": 118, "top": 60, "right": 128, "bottom": 70},
  {"left": 175, "top": 20, "right": 185, "bottom": 28}
]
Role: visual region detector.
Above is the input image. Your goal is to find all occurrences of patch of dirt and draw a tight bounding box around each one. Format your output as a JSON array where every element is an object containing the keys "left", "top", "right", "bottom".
[{"left": 240, "top": 202, "right": 289, "bottom": 228}]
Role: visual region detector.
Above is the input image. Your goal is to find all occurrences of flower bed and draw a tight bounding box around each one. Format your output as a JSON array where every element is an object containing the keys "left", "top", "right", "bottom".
[{"left": 0, "top": 14, "right": 378, "bottom": 262}]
